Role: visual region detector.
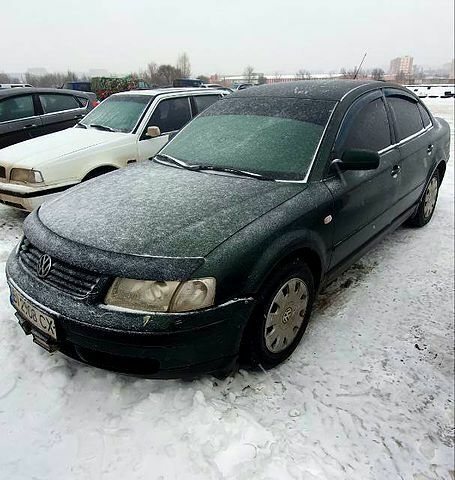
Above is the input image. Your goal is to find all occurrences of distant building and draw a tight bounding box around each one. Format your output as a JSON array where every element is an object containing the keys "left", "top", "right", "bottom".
[
  {"left": 389, "top": 56, "right": 414, "bottom": 77},
  {"left": 217, "top": 72, "right": 342, "bottom": 86}
]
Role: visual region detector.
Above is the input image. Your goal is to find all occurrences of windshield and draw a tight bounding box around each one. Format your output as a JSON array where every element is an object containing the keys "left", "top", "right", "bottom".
[
  {"left": 160, "top": 97, "right": 336, "bottom": 180},
  {"left": 80, "top": 94, "right": 152, "bottom": 133}
]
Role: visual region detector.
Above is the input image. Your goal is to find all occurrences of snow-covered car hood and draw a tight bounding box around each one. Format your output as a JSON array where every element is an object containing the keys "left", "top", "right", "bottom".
[
  {"left": 0, "top": 128, "right": 128, "bottom": 168},
  {"left": 37, "top": 161, "right": 305, "bottom": 258}
]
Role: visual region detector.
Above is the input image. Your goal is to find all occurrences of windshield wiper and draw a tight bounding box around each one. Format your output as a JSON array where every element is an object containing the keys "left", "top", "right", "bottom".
[
  {"left": 75, "top": 122, "right": 87, "bottom": 129},
  {"left": 154, "top": 154, "right": 271, "bottom": 180},
  {"left": 154, "top": 153, "right": 197, "bottom": 170},
  {"left": 191, "top": 164, "right": 271, "bottom": 180},
  {"left": 89, "top": 123, "right": 117, "bottom": 132}
]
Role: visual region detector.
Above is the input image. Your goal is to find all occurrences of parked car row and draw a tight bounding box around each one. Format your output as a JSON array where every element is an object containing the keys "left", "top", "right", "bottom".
[
  {"left": 0, "top": 87, "right": 98, "bottom": 149},
  {"left": 0, "top": 87, "right": 226, "bottom": 210},
  {"left": 405, "top": 84, "right": 455, "bottom": 98},
  {"left": 3, "top": 80, "right": 450, "bottom": 378}
]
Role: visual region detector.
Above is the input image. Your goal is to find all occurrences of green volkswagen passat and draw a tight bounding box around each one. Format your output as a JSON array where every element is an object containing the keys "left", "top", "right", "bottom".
[{"left": 6, "top": 80, "right": 450, "bottom": 377}]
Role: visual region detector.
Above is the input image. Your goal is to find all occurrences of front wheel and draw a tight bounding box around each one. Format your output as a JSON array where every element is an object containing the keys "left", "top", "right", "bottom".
[
  {"left": 407, "top": 170, "right": 440, "bottom": 227},
  {"left": 241, "top": 259, "right": 315, "bottom": 369}
]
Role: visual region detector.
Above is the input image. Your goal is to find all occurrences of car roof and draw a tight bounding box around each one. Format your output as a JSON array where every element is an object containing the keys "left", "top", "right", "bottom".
[
  {"left": 117, "top": 87, "right": 225, "bottom": 97},
  {"left": 231, "top": 79, "right": 398, "bottom": 101},
  {"left": 0, "top": 87, "right": 92, "bottom": 99}
]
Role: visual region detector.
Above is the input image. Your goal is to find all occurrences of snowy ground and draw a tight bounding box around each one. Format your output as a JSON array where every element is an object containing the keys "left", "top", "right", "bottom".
[{"left": 0, "top": 99, "right": 453, "bottom": 480}]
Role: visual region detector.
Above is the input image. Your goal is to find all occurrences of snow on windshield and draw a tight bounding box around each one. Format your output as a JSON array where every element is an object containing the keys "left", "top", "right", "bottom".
[
  {"left": 162, "top": 97, "right": 336, "bottom": 181},
  {"left": 81, "top": 94, "right": 152, "bottom": 133}
]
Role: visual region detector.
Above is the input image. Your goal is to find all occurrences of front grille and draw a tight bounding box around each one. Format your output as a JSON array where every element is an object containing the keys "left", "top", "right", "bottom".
[
  {"left": 0, "top": 166, "right": 5, "bottom": 178},
  {"left": 19, "top": 238, "right": 102, "bottom": 298}
]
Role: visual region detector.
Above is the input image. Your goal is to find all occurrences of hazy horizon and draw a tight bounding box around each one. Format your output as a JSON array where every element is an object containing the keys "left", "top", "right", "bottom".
[{"left": 1, "top": 0, "right": 454, "bottom": 76}]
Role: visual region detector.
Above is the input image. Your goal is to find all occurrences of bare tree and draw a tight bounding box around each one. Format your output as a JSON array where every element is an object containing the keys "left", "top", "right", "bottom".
[
  {"left": 197, "top": 75, "right": 210, "bottom": 84},
  {"left": 371, "top": 68, "right": 385, "bottom": 81},
  {"left": 0, "top": 72, "right": 13, "bottom": 83},
  {"left": 339, "top": 67, "right": 358, "bottom": 79},
  {"left": 176, "top": 52, "right": 191, "bottom": 78},
  {"left": 157, "top": 64, "right": 181, "bottom": 85},
  {"left": 142, "top": 62, "right": 163, "bottom": 86},
  {"left": 243, "top": 65, "right": 255, "bottom": 83},
  {"left": 295, "top": 69, "right": 311, "bottom": 80},
  {"left": 24, "top": 70, "right": 84, "bottom": 87},
  {"left": 257, "top": 75, "right": 267, "bottom": 85}
]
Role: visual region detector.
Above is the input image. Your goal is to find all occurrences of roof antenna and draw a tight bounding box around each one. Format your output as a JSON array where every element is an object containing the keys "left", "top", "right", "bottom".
[{"left": 353, "top": 52, "right": 367, "bottom": 79}]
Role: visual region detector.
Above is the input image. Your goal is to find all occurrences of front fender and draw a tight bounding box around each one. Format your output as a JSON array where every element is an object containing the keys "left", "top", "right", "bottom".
[{"left": 194, "top": 182, "right": 334, "bottom": 303}]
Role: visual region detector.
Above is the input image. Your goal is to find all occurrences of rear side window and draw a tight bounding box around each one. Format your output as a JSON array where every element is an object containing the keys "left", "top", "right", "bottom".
[
  {"left": 417, "top": 103, "right": 431, "bottom": 128},
  {"left": 0, "top": 95, "right": 35, "bottom": 122},
  {"left": 39, "top": 94, "right": 80, "bottom": 114},
  {"left": 148, "top": 97, "right": 192, "bottom": 133},
  {"left": 193, "top": 95, "right": 221, "bottom": 114},
  {"left": 387, "top": 96, "right": 423, "bottom": 140},
  {"left": 341, "top": 98, "right": 391, "bottom": 152},
  {"left": 77, "top": 96, "right": 89, "bottom": 107}
]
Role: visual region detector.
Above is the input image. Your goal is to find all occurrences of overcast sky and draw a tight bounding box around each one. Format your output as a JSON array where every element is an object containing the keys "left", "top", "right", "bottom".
[{"left": 1, "top": 0, "right": 453, "bottom": 75}]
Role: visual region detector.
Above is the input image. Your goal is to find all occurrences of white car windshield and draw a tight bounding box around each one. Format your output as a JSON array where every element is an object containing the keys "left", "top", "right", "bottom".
[{"left": 80, "top": 94, "right": 152, "bottom": 133}]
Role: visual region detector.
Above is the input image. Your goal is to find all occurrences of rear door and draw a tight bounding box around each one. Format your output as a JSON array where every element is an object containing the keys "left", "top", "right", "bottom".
[
  {"left": 0, "top": 94, "right": 42, "bottom": 148},
  {"left": 38, "top": 93, "right": 87, "bottom": 135},
  {"left": 324, "top": 90, "right": 400, "bottom": 269},
  {"left": 137, "top": 96, "right": 192, "bottom": 160},
  {"left": 384, "top": 89, "right": 432, "bottom": 212}
]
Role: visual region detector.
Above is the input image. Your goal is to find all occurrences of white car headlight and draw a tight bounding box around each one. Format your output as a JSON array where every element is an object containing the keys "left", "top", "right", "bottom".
[
  {"left": 10, "top": 168, "right": 44, "bottom": 184},
  {"left": 105, "top": 277, "right": 216, "bottom": 313}
]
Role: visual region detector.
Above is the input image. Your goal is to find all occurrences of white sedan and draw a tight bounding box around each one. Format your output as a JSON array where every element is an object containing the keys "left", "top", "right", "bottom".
[{"left": 0, "top": 88, "right": 225, "bottom": 211}]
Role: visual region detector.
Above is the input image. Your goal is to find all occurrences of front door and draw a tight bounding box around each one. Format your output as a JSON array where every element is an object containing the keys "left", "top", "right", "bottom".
[
  {"left": 137, "top": 96, "right": 193, "bottom": 161},
  {"left": 324, "top": 90, "right": 400, "bottom": 270},
  {"left": 0, "top": 94, "right": 42, "bottom": 148}
]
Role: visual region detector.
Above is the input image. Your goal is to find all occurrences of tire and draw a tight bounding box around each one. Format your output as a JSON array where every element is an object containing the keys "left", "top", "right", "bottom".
[
  {"left": 241, "top": 259, "right": 315, "bottom": 370},
  {"left": 407, "top": 170, "right": 440, "bottom": 227}
]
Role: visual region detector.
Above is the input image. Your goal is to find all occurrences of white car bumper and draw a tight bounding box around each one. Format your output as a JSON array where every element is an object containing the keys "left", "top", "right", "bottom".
[{"left": 0, "top": 182, "right": 78, "bottom": 211}]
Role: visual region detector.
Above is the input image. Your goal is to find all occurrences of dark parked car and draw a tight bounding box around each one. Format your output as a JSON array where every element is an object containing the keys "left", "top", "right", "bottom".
[
  {"left": 6, "top": 80, "right": 450, "bottom": 377},
  {"left": 61, "top": 81, "right": 93, "bottom": 93},
  {"left": 0, "top": 88, "right": 97, "bottom": 149}
]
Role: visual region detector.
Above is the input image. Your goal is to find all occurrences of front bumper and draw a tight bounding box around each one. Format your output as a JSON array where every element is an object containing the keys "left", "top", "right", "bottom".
[
  {"left": 0, "top": 182, "right": 77, "bottom": 211},
  {"left": 6, "top": 252, "right": 255, "bottom": 377}
]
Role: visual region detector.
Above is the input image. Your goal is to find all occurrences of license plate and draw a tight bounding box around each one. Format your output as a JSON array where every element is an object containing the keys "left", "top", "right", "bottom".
[{"left": 10, "top": 287, "right": 57, "bottom": 340}]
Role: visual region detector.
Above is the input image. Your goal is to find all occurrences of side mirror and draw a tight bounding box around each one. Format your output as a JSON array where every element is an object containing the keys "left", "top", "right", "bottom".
[
  {"left": 332, "top": 149, "right": 380, "bottom": 171},
  {"left": 146, "top": 126, "right": 161, "bottom": 138}
]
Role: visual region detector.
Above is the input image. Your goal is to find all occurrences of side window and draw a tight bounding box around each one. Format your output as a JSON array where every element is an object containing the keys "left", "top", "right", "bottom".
[
  {"left": 147, "top": 97, "right": 192, "bottom": 134},
  {"left": 0, "top": 95, "right": 35, "bottom": 122},
  {"left": 194, "top": 95, "right": 221, "bottom": 115},
  {"left": 387, "top": 96, "right": 423, "bottom": 140},
  {"left": 39, "top": 94, "right": 81, "bottom": 114},
  {"left": 341, "top": 98, "right": 392, "bottom": 152},
  {"left": 77, "top": 96, "right": 89, "bottom": 107},
  {"left": 417, "top": 103, "right": 431, "bottom": 128}
]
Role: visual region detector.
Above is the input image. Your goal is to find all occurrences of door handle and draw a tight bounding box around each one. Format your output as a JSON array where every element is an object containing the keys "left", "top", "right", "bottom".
[
  {"left": 391, "top": 165, "right": 401, "bottom": 178},
  {"left": 427, "top": 144, "right": 434, "bottom": 155},
  {"left": 22, "top": 124, "right": 37, "bottom": 129}
]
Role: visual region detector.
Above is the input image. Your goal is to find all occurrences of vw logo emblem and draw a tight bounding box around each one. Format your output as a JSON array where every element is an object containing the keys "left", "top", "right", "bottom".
[{"left": 37, "top": 254, "right": 52, "bottom": 279}]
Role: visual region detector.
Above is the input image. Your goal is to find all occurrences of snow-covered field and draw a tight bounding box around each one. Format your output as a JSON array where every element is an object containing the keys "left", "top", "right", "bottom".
[{"left": 0, "top": 99, "right": 453, "bottom": 480}]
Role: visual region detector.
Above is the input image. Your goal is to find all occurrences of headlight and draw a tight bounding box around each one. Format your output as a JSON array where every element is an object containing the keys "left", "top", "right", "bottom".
[
  {"left": 104, "top": 277, "right": 216, "bottom": 313},
  {"left": 10, "top": 168, "right": 44, "bottom": 184}
]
